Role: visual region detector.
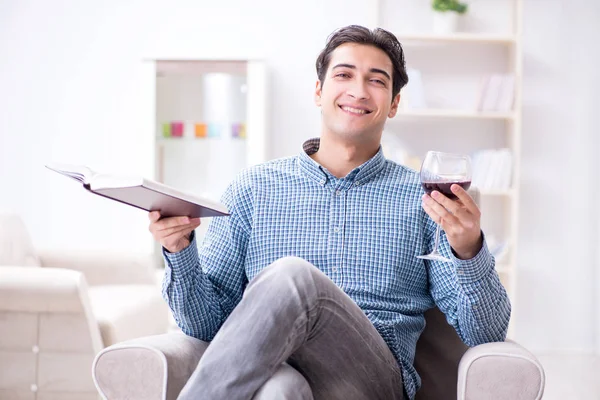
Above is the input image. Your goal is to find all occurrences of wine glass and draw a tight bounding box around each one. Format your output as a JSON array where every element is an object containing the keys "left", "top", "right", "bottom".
[{"left": 417, "top": 151, "right": 472, "bottom": 263}]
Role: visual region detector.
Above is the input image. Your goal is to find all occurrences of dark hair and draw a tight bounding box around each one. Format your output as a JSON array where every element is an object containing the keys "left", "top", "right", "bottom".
[{"left": 316, "top": 25, "right": 408, "bottom": 99}]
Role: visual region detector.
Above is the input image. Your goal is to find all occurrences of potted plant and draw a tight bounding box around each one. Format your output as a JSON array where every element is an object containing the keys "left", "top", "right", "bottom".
[{"left": 432, "top": 0, "right": 468, "bottom": 34}]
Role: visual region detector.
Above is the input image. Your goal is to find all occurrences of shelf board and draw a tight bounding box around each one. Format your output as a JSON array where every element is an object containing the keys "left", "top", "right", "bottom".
[
  {"left": 156, "top": 136, "right": 246, "bottom": 142},
  {"left": 396, "top": 33, "right": 517, "bottom": 45},
  {"left": 396, "top": 108, "right": 515, "bottom": 120}
]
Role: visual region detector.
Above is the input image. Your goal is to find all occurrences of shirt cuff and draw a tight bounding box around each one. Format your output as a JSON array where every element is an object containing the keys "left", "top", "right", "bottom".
[
  {"left": 163, "top": 230, "right": 200, "bottom": 279},
  {"left": 450, "top": 232, "right": 495, "bottom": 284}
]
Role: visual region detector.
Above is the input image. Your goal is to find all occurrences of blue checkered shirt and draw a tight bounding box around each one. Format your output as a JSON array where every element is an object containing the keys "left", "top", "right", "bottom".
[{"left": 162, "top": 138, "right": 511, "bottom": 399}]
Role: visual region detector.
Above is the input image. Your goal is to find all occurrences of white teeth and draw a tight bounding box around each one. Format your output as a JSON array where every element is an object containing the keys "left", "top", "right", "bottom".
[{"left": 341, "top": 106, "right": 368, "bottom": 115}]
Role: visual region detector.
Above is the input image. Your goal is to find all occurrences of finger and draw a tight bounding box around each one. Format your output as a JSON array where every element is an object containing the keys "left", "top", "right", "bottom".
[
  {"left": 423, "top": 194, "right": 459, "bottom": 225},
  {"left": 450, "top": 185, "right": 480, "bottom": 215},
  {"left": 430, "top": 191, "right": 462, "bottom": 215},
  {"left": 155, "top": 216, "right": 194, "bottom": 232},
  {"left": 158, "top": 222, "right": 197, "bottom": 247},
  {"left": 161, "top": 225, "right": 198, "bottom": 249},
  {"left": 423, "top": 204, "right": 460, "bottom": 233},
  {"left": 148, "top": 211, "right": 161, "bottom": 222},
  {"left": 422, "top": 200, "right": 443, "bottom": 224},
  {"left": 157, "top": 221, "right": 201, "bottom": 241}
]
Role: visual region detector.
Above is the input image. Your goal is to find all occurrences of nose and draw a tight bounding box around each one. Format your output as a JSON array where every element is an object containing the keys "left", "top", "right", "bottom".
[{"left": 346, "top": 80, "right": 370, "bottom": 100}]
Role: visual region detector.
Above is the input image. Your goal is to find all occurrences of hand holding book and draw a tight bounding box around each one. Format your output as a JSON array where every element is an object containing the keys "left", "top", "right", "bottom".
[{"left": 148, "top": 211, "right": 200, "bottom": 253}]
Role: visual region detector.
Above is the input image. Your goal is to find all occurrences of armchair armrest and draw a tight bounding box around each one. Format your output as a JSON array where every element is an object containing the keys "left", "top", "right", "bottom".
[
  {"left": 458, "top": 340, "right": 545, "bottom": 400},
  {"left": 37, "top": 249, "right": 158, "bottom": 286},
  {"left": 0, "top": 266, "right": 90, "bottom": 314},
  {"left": 93, "top": 332, "right": 208, "bottom": 400}
]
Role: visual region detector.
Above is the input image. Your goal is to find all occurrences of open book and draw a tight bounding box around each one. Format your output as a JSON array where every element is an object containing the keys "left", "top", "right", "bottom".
[{"left": 45, "top": 163, "right": 230, "bottom": 218}]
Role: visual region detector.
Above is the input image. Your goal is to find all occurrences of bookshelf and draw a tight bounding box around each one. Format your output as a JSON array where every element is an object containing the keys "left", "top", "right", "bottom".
[
  {"left": 148, "top": 59, "right": 267, "bottom": 261},
  {"left": 374, "top": 0, "right": 522, "bottom": 338}
]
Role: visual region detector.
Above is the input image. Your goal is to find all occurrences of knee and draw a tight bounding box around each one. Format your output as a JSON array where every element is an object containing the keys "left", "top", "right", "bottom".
[
  {"left": 270, "top": 256, "right": 315, "bottom": 277},
  {"left": 245, "top": 257, "right": 323, "bottom": 304},
  {"left": 254, "top": 363, "right": 313, "bottom": 400},
  {"left": 259, "top": 256, "right": 321, "bottom": 287}
]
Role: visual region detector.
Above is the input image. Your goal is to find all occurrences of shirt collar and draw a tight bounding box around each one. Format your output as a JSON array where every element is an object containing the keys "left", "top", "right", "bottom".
[{"left": 297, "top": 137, "right": 387, "bottom": 187}]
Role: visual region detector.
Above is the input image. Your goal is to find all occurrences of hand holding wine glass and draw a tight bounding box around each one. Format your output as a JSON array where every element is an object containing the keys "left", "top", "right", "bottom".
[{"left": 418, "top": 151, "right": 483, "bottom": 262}]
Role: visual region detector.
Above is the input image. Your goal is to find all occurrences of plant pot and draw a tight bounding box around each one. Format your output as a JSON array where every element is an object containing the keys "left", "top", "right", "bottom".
[{"left": 433, "top": 11, "right": 459, "bottom": 34}]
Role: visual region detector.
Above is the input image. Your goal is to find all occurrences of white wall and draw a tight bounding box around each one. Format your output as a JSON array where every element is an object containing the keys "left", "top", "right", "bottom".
[
  {"left": 0, "top": 0, "right": 371, "bottom": 254},
  {"left": 1, "top": 0, "right": 599, "bottom": 354},
  {"left": 518, "top": 0, "right": 600, "bottom": 354}
]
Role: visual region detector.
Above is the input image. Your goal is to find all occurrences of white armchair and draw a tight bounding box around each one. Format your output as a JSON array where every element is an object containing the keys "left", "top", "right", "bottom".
[{"left": 0, "top": 212, "right": 169, "bottom": 400}]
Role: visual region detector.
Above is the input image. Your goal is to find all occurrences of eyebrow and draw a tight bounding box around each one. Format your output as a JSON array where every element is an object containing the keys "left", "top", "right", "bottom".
[{"left": 332, "top": 63, "right": 391, "bottom": 81}]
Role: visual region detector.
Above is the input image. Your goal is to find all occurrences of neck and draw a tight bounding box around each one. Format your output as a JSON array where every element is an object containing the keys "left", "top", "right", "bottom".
[{"left": 310, "top": 132, "right": 381, "bottom": 178}]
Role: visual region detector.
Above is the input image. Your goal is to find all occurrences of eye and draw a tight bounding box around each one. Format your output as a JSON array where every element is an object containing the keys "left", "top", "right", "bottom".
[
  {"left": 335, "top": 73, "right": 350, "bottom": 78},
  {"left": 371, "top": 79, "right": 386, "bottom": 86}
]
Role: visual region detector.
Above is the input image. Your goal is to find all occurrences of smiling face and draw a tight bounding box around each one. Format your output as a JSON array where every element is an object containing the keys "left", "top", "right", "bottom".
[{"left": 315, "top": 43, "right": 400, "bottom": 144}]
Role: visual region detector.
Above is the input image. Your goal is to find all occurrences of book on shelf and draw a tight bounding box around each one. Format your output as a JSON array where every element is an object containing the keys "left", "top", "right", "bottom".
[
  {"left": 45, "top": 163, "right": 230, "bottom": 218},
  {"left": 476, "top": 73, "right": 515, "bottom": 112},
  {"left": 471, "top": 149, "right": 513, "bottom": 192}
]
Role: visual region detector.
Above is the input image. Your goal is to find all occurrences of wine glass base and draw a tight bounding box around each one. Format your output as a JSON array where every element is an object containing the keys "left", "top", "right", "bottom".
[{"left": 417, "top": 253, "right": 453, "bottom": 263}]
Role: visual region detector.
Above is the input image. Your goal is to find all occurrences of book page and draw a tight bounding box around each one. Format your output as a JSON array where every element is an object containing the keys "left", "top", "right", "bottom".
[
  {"left": 91, "top": 173, "right": 145, "bottom": 190},
  {"left": 45, "top": 163, "right": 94, "bottom": 185}
]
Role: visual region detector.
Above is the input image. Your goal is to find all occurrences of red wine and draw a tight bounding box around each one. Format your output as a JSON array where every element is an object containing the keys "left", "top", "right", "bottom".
[{"left": 422, "top": 181, "right": 471, "bottom": 200}]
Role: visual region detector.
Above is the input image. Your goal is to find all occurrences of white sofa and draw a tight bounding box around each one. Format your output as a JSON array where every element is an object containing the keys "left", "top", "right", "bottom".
[{"left": 0, "top": 212, "right": 169, "bottom": 400}]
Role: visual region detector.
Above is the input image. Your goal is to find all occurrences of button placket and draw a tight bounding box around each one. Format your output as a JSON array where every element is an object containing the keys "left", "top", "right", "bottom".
[{"left": 327, "top": 180, "right": 346, "bottom": 282}]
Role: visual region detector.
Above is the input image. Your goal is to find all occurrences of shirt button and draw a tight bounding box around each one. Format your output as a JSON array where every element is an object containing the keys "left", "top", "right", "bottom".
[
  {"left": 333, "top": 227, "right": 340, "bottom": 233},
  {"left": 332, "top": 266, "right": 338, "bottom": 272},
  {"left": 355, "top": 181, "right": 361, "bottom": 186},
  {"left": 336, "top": 190, "right": 342, "bottom": 196}
]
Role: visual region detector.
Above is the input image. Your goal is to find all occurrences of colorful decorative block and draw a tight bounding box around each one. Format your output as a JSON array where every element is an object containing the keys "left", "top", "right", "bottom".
[
  {"left": 208, "top": 123, "right": 221, "bottom": 138},
  {"left": 171, "top": 121, "right": 184, "bottom": 137},
  {"left": 232, "top": 123, "right": 247, "bottom": 139},
  {"left": 162, "top": 122, "right": 171, "bottom": 138},
  {"left": 195, "top": 123, "right": 207, "bottom": 138}
]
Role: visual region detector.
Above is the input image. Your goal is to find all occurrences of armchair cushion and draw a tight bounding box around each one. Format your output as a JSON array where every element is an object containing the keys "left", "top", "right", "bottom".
[
  {"left": 88, "top": 285, "right": 170, "bottom": 347},
  {"left": 414, "top": 307, "right": 468, "bottom": 399}
]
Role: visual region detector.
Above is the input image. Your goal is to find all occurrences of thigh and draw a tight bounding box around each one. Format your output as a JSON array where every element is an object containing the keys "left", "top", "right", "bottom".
[
  {"left": 288, "top": 266, "right": 405, "bottom": 400},
  {"left": 253, "top": 363, "right": 313, "bottom": 400}
]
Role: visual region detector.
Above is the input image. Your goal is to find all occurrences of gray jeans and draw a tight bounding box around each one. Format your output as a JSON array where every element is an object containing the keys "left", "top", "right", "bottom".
[{"left": 178, "top": 256, "right": 405, "bottom": 400}]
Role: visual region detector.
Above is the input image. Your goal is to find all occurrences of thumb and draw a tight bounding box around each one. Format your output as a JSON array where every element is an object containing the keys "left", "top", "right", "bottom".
[{"left": 148, "top": 211, "right": 161, "bottom": 222}]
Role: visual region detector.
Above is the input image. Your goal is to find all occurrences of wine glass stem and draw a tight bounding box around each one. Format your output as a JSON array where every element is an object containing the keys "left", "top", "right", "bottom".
[{"left": 432, "top": 224, "right": 442, "bottom": 254}]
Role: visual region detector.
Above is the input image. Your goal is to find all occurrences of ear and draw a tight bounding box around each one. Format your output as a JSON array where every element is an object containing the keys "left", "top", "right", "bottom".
[
  {"left": 314, "top": 80, "right": 322, "bottom": 107},
  {"left": 388, "top": 93, "right": 401, "bottom": 118}
]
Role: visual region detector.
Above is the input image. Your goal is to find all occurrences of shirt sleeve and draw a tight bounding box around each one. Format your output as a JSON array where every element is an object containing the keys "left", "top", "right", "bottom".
[
  {"left": 161, "top": 174, "right": 253, "bottom": 341},
  {"left": 425, "top": 223, "right": 512, "bottom": 347}
]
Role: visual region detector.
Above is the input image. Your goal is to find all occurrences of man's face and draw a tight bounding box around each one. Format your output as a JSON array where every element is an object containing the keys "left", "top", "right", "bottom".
[{"left": 315, "top": 43, "right": 400, "bottom": 143}]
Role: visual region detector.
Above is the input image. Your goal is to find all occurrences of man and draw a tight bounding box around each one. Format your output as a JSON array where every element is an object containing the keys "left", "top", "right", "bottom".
[{"left": 149, "top": 25, "right": 511, "bottom": 400}]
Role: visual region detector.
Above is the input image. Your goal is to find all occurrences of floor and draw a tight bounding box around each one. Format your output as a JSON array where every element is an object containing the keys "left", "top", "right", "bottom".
[{"left": 537, "top": 353, "right": 600, "bottom": 399}]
